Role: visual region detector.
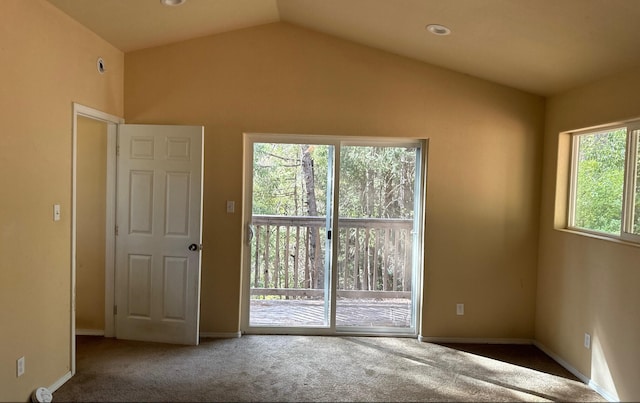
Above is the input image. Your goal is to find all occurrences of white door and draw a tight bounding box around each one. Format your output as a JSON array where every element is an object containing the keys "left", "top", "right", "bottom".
[{"left": 115, "top": 124, "right": 203, "bottom": 345}]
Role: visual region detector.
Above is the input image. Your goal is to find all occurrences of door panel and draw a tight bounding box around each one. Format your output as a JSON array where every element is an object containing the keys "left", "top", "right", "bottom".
[
  {"left": 129, "top": 170, "right": 154, "bottom": 233},
  {"left": 165, "top": 172, "right": 191, "bottom": 235},
  {"left": 336, "top": 145, "right": 419, "bottom": 329},
  {"left": 163, "top": 257, "right": 188, "bottom": 320},
  {"left": 128, "top": 255, "right": 152, "bottom": 317},
  {"left": 248, "top": 142, "right": 332, "bottom": 328},
  {"left": 116, "top": 124, "right": 203, "bottom": 345}
]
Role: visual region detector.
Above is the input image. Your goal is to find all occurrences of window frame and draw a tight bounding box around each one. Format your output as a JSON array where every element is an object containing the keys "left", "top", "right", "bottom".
[
  {"left": 622, "top": 124, "right": 640, "bottom": 243},
  {"left": 568, "top": 120, "right": 640, "bottom": 243}
]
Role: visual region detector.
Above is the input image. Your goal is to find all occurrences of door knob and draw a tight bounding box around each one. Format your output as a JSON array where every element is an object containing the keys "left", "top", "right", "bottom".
[{"left": 188, "top": 243, "right": 200, "bottom": 251}]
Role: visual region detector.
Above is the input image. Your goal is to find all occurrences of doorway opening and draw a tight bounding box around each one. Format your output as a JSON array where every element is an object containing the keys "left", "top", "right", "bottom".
[
  {"left": 75, "top": 116, "right": 109, "bottom": 335},
  {"left": 241, "top": 134, "right": 427, "bottom": 336},
  {"left": 71, "top": 103, "right": 122, "bottom": 374}
]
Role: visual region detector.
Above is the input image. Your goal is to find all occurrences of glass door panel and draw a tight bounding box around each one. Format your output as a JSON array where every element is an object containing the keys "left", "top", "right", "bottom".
[
  {"left": 336, "top": 145, "right": 419, "bottom": 330},
  {"left": 249, "top": 143, "right": 332, "bottom": 327}
]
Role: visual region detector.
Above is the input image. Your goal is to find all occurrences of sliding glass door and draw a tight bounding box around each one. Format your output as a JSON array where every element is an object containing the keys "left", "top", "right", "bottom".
[{"left": 243, "top": 135, "right": 425, "bottom": 335}]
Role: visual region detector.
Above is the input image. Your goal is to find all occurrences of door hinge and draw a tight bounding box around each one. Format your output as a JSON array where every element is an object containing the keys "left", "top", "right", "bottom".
[
  {"left": 115, "top": 225, "right": 119, "bottom": 236},
  {"left": 116, "top": 144, "right": 120, "bottom": 156},
  {"left": 113, "top": 305, "right": 118, "bottom": 315}
]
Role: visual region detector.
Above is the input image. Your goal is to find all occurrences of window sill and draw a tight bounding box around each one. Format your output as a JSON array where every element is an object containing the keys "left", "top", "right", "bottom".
[{"left": 555, "top": 228, "right": 640, "bottom": 249}]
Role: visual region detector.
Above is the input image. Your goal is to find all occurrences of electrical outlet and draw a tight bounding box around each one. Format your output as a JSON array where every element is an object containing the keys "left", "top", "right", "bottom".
[
  {"left": 17, "top": 356, "right": 25, "bottom": 377},
  {"left": 456, "top": 303, "right": 464, "bottom": 316},
  {"left": 584, "top": 333, "right": 591, "bottom": 349}
]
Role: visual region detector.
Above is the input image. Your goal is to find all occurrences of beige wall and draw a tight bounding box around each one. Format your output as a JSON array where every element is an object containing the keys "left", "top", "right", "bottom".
[
  {"left": 4, "top": 2, "right": 637, "bottom": 400},
  {"left": 125, "top": 22, "right": 544, "bottom": 339},
  {"left": 537, "top": 66, "right": 640, "bottom": 401},
  {"left": 0, "top": 7, "right": 550, "bottom": 400},
  {"left": 0, "top": 1, "right": 123, "bottom": 400},
  {"left": 76, "top": 117, "right": 107, "bottom": 331}
]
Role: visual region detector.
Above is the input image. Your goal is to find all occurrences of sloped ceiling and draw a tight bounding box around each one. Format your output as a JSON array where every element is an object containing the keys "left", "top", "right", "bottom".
[{"left": 47, "top": 0, "right": 640, "bottom": 96}]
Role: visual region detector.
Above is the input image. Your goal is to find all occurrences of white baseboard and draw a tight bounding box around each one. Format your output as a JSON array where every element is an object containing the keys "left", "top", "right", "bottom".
[
  {"left": 77, "top": 329, "right": 239, "bottom": 338},
  {"left": 200, "top": 331, "right": 242, "bottom": 339},
  {"left": 418, "top": 336, "right": 533, "bottom": 345},
  {"left": 587, "top": 380, "right": 619, "bottom": 402},
  {"left": 76, "top": 329, "right": 105, "bottom": 336},
  {"left": 532, "top": 341, "right": 589, "bottom": 383},
  {"left": 49, "top": 371, "right": 73, "bottom": 393},
  {"left": 533, "top": 341, "right": 618, "bottom": 402}
]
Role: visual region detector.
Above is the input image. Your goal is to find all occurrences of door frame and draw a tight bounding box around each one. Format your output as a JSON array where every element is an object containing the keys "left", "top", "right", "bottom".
[
  {"left": 240, "top": 133, "right": 427, "bottom": 337},
  {"left": 71, "top": 103, "right": 124, "bottom": 375}
]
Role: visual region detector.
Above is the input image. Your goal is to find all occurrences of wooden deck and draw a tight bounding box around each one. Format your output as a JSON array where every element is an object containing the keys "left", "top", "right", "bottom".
[{"left": 249, "top": 298, "right": 411, "bottom": 328}]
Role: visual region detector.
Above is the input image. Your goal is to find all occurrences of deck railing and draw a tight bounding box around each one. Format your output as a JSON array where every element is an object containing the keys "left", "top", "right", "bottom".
[{"left": 250, "top": 215, "right": 414, "bottom": 300}]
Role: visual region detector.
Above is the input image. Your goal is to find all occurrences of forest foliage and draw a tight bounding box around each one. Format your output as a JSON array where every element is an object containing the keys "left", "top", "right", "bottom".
[
  {"left": 250, "top": 142, "right": 419, "bottom": 293},
  {"left": 252, "top": 143, "right": 417, "bottom": 219},
  {"left": 573, "top": 128, "right": 640, "bottom": 235}
]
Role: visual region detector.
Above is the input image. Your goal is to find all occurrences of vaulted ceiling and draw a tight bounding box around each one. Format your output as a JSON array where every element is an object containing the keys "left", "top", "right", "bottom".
[{"left": 47, "top": 0, "right": 640, "bottom": 96}]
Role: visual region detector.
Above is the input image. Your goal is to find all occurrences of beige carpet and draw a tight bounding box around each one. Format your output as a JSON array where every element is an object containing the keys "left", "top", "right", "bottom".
[{"left": 53, "top": 335, "right": 604, "bottom": 402}]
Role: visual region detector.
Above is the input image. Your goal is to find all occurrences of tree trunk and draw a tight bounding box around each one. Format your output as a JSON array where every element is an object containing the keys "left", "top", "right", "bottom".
[{"left": 301, "top": 145, "right": 324, "bottom": 289}]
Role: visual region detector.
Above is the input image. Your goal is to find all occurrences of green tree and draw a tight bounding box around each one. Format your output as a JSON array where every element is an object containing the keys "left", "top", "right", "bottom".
[
  {"left": 574, "top": 129, "right": 626, "bottom": 234},
  {"left": 339, "top": 146, "right": 416, "bottom": 219}
]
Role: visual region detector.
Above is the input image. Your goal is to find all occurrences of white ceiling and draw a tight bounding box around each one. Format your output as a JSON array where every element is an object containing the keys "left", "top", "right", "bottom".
[{"left": 47, "top": 0, "right": 640, "bottom": 96}]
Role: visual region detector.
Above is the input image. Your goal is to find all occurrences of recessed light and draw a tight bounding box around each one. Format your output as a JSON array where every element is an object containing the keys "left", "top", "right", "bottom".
[
  {"left": 426, "top": 24, "right": 451, "bottom": 36},
  {"left": 161, "top": 0, "right": 186, "bottom": 6}
]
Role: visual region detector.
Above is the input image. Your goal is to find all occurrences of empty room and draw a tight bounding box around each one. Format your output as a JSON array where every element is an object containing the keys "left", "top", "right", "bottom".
[{"left": 1, "top": 0, "right": 639, "bottom": 401}]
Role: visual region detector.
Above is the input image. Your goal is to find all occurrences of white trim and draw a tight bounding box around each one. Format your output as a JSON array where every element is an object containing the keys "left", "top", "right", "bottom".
[
  {"left": 242, "top": 326, "right": 417, "bottom": 337},
  {"left": 533, "top": 341, "right": 619, "bottom": 402},
  {"left": 71, "top": 107, "right": 77, "bottom": 376},
  {"left": 242, "top": 132, "right": 424, "bottom": 148},
  {"left": 195, "top": 128, "right": 205, "bottom": 345},
  {"left": 200, "top": 332, "right": 242, "bottom": 339},
  {"left": 76, "top": 329, "right": 106, "bottom": 336},
  {"left": 104, "top": 123, "right": 117, "bottom": 338},
  {"left": 587, "top": 380, "right": 619, "bottom": 402},
  {"left": 413, "top": 140, "right": 428, "bottom": 333},
  {"left": 567, "top": 133, "right": 580, "bottom": 228},
  {"left": 418, "top": 336, "right": 533, "bottom": 345},
  {"left": 71, "top": 103, "right": 124, "bottom": 377},
  {"left": 532, "top": 341, "right": 589, "bottom": 382},
  {"left": 48, "top": 371, "right": 73, "bottom": 393},
  {"left": 239, "top": 135, "right": 252, "bottom": 332},
  {"left": 329, "top": 142, "right": 340, "bottom": 333},
  {"left": 74, "top": 103, "right": 124, "bottom": 124},
  {"left": 621, "top": 126, "right": 640, "bottom": 242},
  {"left": 555, "top": 228, "right": 640, "bottom": 249}
]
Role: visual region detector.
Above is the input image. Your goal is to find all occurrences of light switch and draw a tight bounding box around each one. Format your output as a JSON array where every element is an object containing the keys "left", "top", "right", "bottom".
[
  {"left": 53, "top": 204, "right": 61, "bottom": 221},
  {"left": 226, "top": 201, "right": 235, "bottom": 213}
]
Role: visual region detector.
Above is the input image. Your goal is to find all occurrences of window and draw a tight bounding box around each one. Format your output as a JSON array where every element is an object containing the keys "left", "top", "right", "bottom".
[{"left": 568, "top": 121, "right": 640, "bottom": 242}]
